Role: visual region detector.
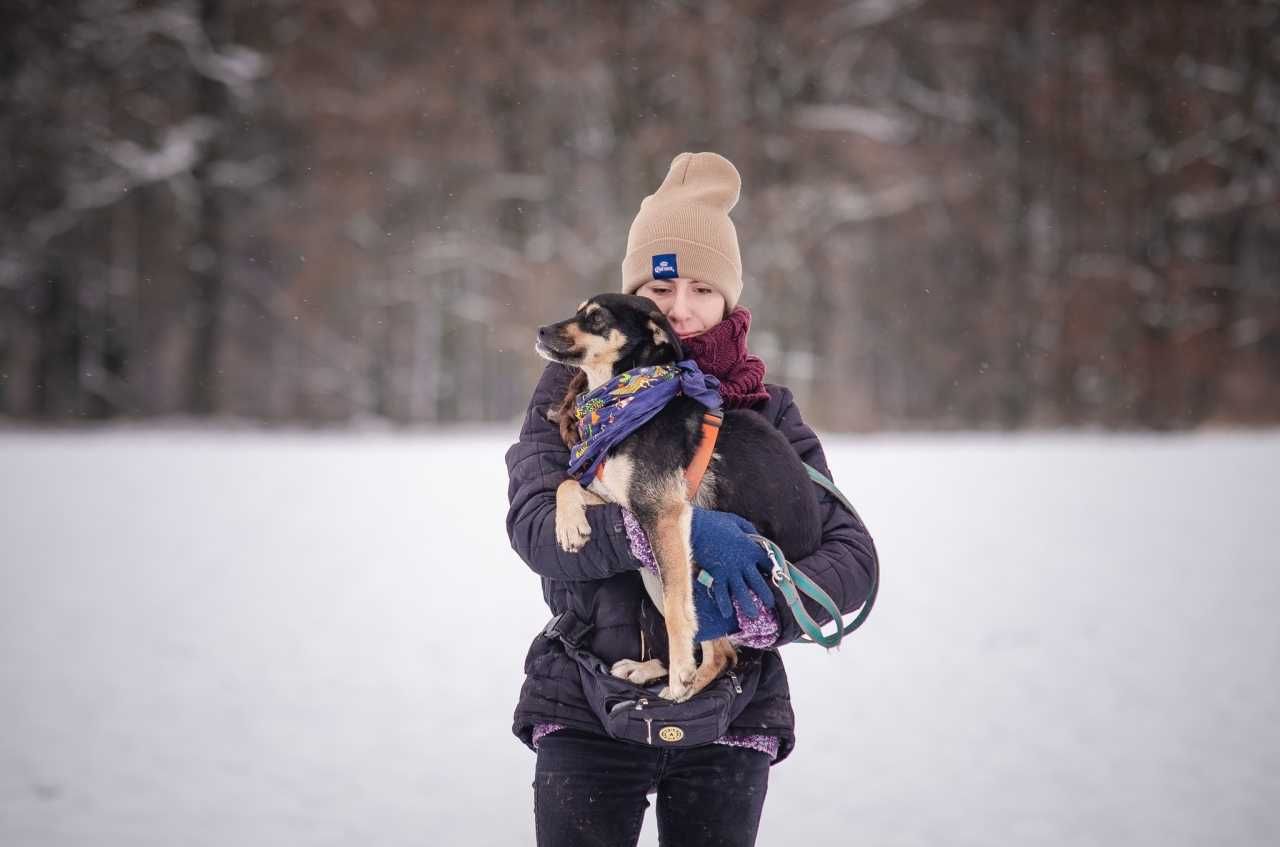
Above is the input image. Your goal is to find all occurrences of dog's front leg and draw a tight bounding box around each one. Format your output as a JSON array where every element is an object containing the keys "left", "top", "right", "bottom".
[
  {"left": 554, "top": 479, "right": 606, "bottom": 552},
  {"left": 644, "top": 501, "right": 698, "bottom": 701}
]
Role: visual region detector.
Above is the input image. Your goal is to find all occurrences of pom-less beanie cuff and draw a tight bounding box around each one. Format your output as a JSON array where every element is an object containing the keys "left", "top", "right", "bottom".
[{"left": 621, "top": 236, "right": 740, "bottom": 307}]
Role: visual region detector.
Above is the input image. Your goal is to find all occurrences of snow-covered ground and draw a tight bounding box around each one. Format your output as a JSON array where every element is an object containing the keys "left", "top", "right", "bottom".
[{"left": 2, "top": 428, "right": 1278, "bottom": 846}]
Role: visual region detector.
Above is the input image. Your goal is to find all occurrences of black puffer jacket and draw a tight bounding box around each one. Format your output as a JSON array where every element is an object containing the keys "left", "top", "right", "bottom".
[{"left": 505, "top": 362, "right": 877, "bottom": 763}]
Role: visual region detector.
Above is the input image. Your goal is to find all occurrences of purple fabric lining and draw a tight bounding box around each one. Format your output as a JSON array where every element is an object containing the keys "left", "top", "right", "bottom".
[
  {"left": 623, "top": 508, "right": 660, "bottom": 577},
  {"left": 714, "top": 734, "right": 780, "bottom": 758},
  {"left": 730, "top": 596, "right": 780, "bottom": 649},
  {"left": 531, "top": 722, "right": 564, "bottom": 749}
]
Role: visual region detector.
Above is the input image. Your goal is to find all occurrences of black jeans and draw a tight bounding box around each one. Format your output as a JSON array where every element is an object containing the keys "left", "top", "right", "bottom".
[{"left": 533, "top": 729, "right": 771, "bottom": 847}]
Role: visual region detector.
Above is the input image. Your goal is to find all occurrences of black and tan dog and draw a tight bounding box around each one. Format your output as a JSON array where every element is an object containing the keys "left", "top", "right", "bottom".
[{"left": 536, "top": 293, "right": 821, "bottom": 702}]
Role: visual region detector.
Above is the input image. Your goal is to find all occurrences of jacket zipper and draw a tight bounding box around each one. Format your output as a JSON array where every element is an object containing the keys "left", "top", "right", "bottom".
[{"left": 727, "top": 670, "right": 743, "bottom": 694}]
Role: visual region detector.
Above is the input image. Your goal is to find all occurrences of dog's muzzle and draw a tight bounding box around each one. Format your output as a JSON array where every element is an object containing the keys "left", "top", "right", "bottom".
[{"left": 535, "top": 324, "right": 579, "bottom": 360}]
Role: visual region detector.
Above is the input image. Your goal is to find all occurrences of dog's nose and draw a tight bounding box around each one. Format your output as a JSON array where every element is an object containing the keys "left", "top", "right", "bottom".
[{"left": 537, "top": 325, "right": 552, "bottom": 341}]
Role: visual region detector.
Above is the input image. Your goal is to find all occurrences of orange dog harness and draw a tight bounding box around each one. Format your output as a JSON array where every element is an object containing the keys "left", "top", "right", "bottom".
[{"left": 594, "top": 408, "right": 724, "bottom": 501}]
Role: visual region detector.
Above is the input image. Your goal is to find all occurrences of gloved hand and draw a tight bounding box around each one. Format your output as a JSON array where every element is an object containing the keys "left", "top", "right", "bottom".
[
  {"left": 690, "top": 508, "right": 776, "bottom": 622},
  {"left": 693, "top": 577, "right": 740, "bottom": 641}
]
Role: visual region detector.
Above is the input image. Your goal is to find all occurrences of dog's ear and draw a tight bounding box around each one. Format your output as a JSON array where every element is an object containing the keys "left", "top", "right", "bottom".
[
  {"left": 556, "top": 369, "right": 588, "bottom": 448},
  {"left": 642, "top": 308, "right": 683, "bottom": 362}
]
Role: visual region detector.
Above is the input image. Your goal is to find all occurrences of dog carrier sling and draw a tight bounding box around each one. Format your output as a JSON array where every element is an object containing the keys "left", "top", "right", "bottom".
[{"left": 541, "top": 608, "right": 763, "bottom": 748}]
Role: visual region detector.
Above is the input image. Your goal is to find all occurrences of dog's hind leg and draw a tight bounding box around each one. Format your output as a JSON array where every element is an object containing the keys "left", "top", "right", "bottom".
[
  {"left": 687, "top": 637, "right": 737, "bottom": 698},
  {"left": 643, "top": 500, "right": 698, "bottom": 702}
]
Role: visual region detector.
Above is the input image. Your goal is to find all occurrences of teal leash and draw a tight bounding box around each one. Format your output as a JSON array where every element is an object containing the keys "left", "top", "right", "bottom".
[{"left": 746, "top": 464, "right": 879, "bottom": 648}]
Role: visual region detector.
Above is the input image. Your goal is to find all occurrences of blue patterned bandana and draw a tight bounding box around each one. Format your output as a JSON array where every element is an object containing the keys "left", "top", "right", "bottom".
[{"left": 568, "top": 360, "right": 722, "bottom": 482}]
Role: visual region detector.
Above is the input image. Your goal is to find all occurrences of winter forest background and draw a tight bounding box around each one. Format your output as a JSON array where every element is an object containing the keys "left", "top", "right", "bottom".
[
  {"left": 3, "top": 0, "right": 1278, "bottom": 431},
  {"left": 5, "top": 3, "right": 1280, "bottom": 847}
]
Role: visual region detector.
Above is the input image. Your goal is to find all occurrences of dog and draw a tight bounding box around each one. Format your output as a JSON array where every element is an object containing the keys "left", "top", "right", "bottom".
[{"left": 535, "top": 293, "right": 822, "bottom": 702}]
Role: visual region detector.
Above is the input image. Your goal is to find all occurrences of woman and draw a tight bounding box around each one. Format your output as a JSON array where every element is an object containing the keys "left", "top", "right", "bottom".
[{"left": 505, "top": 152, "right": 877, "bottom": 846}]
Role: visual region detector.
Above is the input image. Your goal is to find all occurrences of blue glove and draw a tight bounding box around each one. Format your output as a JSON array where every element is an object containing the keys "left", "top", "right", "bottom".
[
  {"left": 693, "top": 578, "right": 740, "bottom": 641},
  {"left": 690, "top": 508, "right": 776, "bottom": 622}
]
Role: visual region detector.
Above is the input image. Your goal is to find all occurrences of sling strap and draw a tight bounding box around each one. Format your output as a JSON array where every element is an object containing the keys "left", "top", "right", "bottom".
[{"left": 543, "top": 608, "right": 595, "bottom": 648}]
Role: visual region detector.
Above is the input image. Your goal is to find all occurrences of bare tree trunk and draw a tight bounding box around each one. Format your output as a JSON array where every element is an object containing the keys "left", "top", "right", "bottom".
[{"left": 186, "top": 0, "right": 226, "bottom": 416}]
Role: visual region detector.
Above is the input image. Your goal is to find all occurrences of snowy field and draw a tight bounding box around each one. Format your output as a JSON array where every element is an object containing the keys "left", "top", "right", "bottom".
[{"left": 2, "top": 427, "right": 1279, "bottom": 846}]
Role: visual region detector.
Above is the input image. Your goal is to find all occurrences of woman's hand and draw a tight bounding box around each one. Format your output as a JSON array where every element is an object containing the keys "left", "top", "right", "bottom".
[
  {"left": 692, "top": 577, "right": 740, "bottom": 641},
  {"left": 690, "top": 508, "right": 777, "bottom": 620}
]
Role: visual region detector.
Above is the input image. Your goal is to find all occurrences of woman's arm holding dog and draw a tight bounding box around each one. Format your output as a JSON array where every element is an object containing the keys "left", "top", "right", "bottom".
[
  {"left": 505, "top": 362, "right": 645, "bottom": 581},
  {"left": 768, "top": 387, "right": 879, "bottom": 646}
]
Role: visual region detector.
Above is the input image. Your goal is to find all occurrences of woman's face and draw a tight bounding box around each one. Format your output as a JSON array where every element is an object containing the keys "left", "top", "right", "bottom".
[{"left": 635, "top": 278, "right": 727, "bottom": 340}]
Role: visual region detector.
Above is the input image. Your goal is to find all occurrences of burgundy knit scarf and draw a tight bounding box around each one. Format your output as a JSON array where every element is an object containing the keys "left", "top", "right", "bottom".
[{"left": 679, "top": 306, "right": 769, "bottom": 408}]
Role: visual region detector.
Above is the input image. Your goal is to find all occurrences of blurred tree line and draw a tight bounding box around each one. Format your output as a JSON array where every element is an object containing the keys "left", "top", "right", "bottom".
[{"left": 2, "top": 0, "right": 1278, "bottom": 430}]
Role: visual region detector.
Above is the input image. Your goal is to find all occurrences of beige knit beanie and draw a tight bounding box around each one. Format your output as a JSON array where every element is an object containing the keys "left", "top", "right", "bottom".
[{"left": 621, "top": 152, "right": 743, "bottom": 309}]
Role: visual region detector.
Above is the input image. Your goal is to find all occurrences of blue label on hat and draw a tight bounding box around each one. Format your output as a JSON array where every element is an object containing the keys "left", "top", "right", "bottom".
[{"left": 652, "top": 254, "right": 678, "bottom": 279}]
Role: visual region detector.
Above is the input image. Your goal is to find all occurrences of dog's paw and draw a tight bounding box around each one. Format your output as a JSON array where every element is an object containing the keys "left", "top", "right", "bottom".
[
  {"left": 658, "top": 684, "right": 696, "bottom": 703},
  {"left": 554, "top": 480, "right": 594, "bottom": 552},
  {"left": 658, "top": 662, "right": 698, "bottom": 702},
  {"left": 611, "top": 658, "right": 668, "bottom": 685},
  {"left": 555, "top": 510, "right": 592, "bottom": 552}
]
